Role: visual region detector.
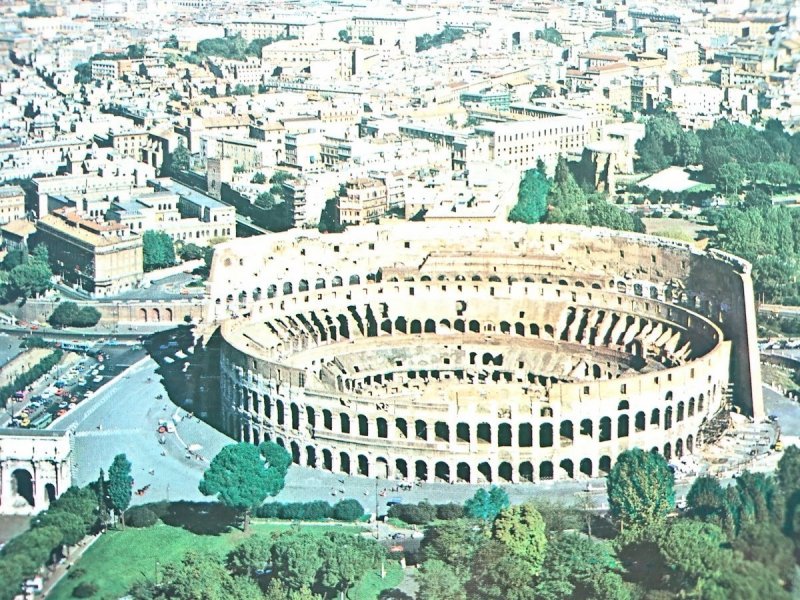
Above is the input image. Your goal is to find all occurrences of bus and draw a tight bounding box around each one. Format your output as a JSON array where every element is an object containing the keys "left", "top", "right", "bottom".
[
  {"left": 57, "top": 341, "right": 95, "bottom": 353},
  {"left": 31, "top": 413, "right": 53, "bottom": 429}
]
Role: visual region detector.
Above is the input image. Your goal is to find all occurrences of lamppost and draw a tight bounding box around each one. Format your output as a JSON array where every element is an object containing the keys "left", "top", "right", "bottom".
[{"left": 374, "top": 477, "right": 380, "bottom": 540}]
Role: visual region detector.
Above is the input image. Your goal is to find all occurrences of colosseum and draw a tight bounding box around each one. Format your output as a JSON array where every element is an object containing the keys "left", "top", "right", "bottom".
[{"left": 203, "top": 223, "right": 763, "bottom": 484}]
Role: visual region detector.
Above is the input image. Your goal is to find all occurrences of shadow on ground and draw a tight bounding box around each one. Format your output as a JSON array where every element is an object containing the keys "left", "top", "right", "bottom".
[{"left": 144, "top": 500, "right": 239, "bottom": 535}]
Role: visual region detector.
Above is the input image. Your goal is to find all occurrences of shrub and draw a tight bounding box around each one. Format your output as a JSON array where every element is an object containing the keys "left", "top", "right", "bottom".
[
  {"left": 49, "top": 302, "right": 101, "bottom": 328},
  {"left": 125, "top": 506, "right": 159, "bottom": 528},
  {"left": 436, "top": 503, "right": 464, "bottom": 520},
  {"left": 332, "top": 499, "right": 365, "bottom": 521},
  {"left": 388, "top": 502, "right": 437, "bottom": 525},
  {"left": 72, "top": 582, "right": 98, "bottom": 597},
  {"left": 67, "top": 567, "right": 86, "bottom": 579},
  {"left": 255, "top": 503, "right": 281, "bottom": 518}
]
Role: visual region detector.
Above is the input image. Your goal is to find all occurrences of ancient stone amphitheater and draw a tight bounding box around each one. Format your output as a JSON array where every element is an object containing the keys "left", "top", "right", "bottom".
[{"left": 204, "top": 223, "right": 762, "bottom": 484}]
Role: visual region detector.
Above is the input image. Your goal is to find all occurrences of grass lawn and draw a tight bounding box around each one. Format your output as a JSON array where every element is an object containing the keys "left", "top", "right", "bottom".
[
  {"left": 49, "top": 520, "right": 368, "bottom": 600},
  {"left": 349, "top": 560, "right": 404, "bottom": 600}
]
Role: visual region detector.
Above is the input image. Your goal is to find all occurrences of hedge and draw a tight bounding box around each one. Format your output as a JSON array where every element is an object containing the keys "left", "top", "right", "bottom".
[
  {"left": 0, "top": 349, "right": 63, "bottom": 408},
  {"left": 125, "top": 506, "right": 159, "bottom": 528},
  {"left": 254, "top": 499, "right": 364, "bottom": 522}
]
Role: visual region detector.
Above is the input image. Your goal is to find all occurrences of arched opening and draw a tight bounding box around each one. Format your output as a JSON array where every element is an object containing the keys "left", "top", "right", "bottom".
[
  {"left": 579, "top": 458, "right": 592, "bottom": 477},
  {"left": 539, "top": 461, "right": 554, "bottom": 480},
  {"left": 290, "top": 404, "right": 299, "bottom": 430},
  {"left": 315, "top": 278, "right": 326, "bottom": 289},
  {"left": 396, "top": 418, "right": 408, "bottom": 438},
  {"left": 664, "top": 406, "right": 673, "bottom": 430},
  {"left": 559, "top": 420, "right": 573, "bottom": 446},
  {"left": 410, "top": 320, "right": 422, "bottom": 334},
  {"left": 498, "top": 423, "right": 512, "bottom": 447},
  {"left": 559, "top": 459, "right": 574, "bottom": 479},
  {"left": 457, "top": 462, "right": 471, "bottom": 482},
  {"left": 498, "top": 462, "right": 512, "bottom": 482},
  {"left": 358, "top": 414, "right": 369, "bottom": 436},
  {"left": 687, "top": 434, "right": 694, "bottom": 453},
  {"left": 454, "top": 319, "right": 465, "bottom": 333},
  {"left": 675, "top": 438, "right": 684, "bottom": 458},
  {"left": 323, "top": 410, "right": 332, "bottom": 430},
  {"left": 435, "top": 422, "right": 450, "bottom": 442},
  {"left": 650, "top": 408, "right": 660, "bottom": 428},
  {"left": 377, "top": 417, "right": 388, "bottom": 438},
  {"left": 283, "top": 282, "right": 293, "bottom": 295},
  {"left": 599, "top": 455, "right": 611, "bottom": 475},
  {"left": 45, "top": 483, "right": 56, "bottom": 504},
  {"left": 322, "top": 449, "right": 332, "bottom": 470},
  {"left": 599, "top": 416, "right": 611, "bottom": 442},
  {"left": 375, "top": 457, "right": 389, "bottom": 478},
  {"left": 477, "top": 423, "right": 491, "bottom": 444},
  {"left": 519, "top": 461, "right": 534, "bottom": 482},
  {"left": 415, "top": 460, "right": 428, "bottom": 481},
  {"left": 267, "top": 284, "right": 277, "bottom": 298},
  {"left": 435, "top": 462, "right": 450, "bottom": 483},
  {"left": 290, "top": 441, "right": 300, "bottom": 464},
  {"left": 688, "top": 397, "right": 695, "bottom": 417},
  {"left": 396, "top": 459, "right": 408, "bottom": 479},
  {"left": 395, "top": 316, "right": 407, "bottom": 333},
  {"left": 12, "top": 469, "right": 35, "bottom": 506},
  {"left": 618, "top": 414, "right": 629, "bottom": 438},
  {"left": 456, "top": 422, "right": 470, "bottom": 443},
  {"left": 469, "top": 320, "right": 480, "bottom": 333},
  {"left": 340, "top": 413, "right": 351, "bottom": 434},
  {"left": 276, "top": 400, "right": 285, "bottom": 425},
  {"left": 339, "top": 452, "right": 351, "bottom": 474},
  {"left": 424, "top": 319, "right": 436, "bottom": 333},
  {"left": 358, "top": 455, "right": 369, "bottom": 476},
  {"left": 332, "top": 275, "right": 343, "bottom": 287},
  {"left": 663, "top": 442, "right": 672, "bottom": 461},
  {"left": 415, "top": 420, "right": 427, "bottom": 440},
  {"left": 698, "top": 394, "right": 705, "bottom": 413},
  {"left": 539, "top": 423, "right": 553, "bottom": 447},
  {"left": 306, "top": 407, "right": 316, "bottom": 428},
  {"left": 306, "top": 446, "right": 316, "bottom": 467},
  {"left": 519, "top": 423, "right": 533, "bottom": 447},
  {"left": 349, "top": 274, "right": 360, "bottom": 285},
  {"left": 478, "top": 462, "right": 492, "bottom": 483},
  {"left": 635, "top": 411, "right": 646, "bottom": 432},
  {"left": 677, "top": 402, "right": 685, "bottom": 422}
]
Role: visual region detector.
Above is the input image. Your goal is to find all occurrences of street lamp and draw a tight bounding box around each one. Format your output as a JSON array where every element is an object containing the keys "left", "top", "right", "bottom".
[{"left": 374, "top": 477, "right": 379, "bottom": 540}]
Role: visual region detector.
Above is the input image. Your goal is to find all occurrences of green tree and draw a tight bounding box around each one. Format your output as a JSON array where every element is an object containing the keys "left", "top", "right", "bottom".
[
  {"left": 317, "top": 533, "right": 384, "bottom": 600},
  {"left": 107, "top": 454, "right": 133, "bottom": 528},
  {"left": 331, "top": 498, "right": 364, "bottom": 521},
  {"left": 164, "top": 34, "right": 179, "bottom": 49},
  {"left": 127, "top": 43, "right": 146, "bottom": 59},
  {"left": 270, "top": 530, "right": 324, "bottom": 591},
  {"left": 338, "top": 29, "right": 351, "bottom": 42},
  {"left": 657, "top": 520, "right": 732, "bottom": 593},
  {"left": 31, "top": 510, "right": 85, "bottom": 548},
  {"left": 464, "top": 486, "right": 509, "bottom": 521},
  {"left": 8, "top": 253, "right": 52, "bottom": 298},
  {"left": 264, "top": 580, "right": 319, "bottom": 600},
  {"left": 686, "top": 476, "right": 726, "bottom": 522},
  {"left": 178, "top": 243, "right": 205, "bottom": 262},
  {"left": 420, "top": 519, "right": 487, "bottom": 577},
  {"left": 416, "top": 559, "right": 467, "bottom": 600},
  {"left": 536, "top": 27, "right": 563, "bottom": 45},
  {"left": 251, "top": 172, "right": 267, "bottom": 184},
  {"left": 226, "top": 534, "right": 272, "bottom": 576},
  {"left": 509, "top": 168, "right": 550, "bottom": 224},
  {"left": 534, "top": 533, "right": 629, "bottom": 600},
  {"left": 0, "top": 557, "right": 23, "bottom": 600},
  {"left": 199, "top": 442, "right": 287, "bottom": 532},
  {"left": 165, "top": 140, "right": 190, "bottom": 175},
  {"left": 606, "top": 449, "right": 675, "bottom": 535},
  {"left": 48, "top": 301, "right": 101, "bottom": 328},
  {"left": 1, "top": 250, "right": 24, "bottom": 271},
  {"left": 731, "top": 522, "right": 795, "bottom": 582},
  {"left": 255, "top": 192, "right": 276, "bottom": 210},
  {"left": 143, "top": 230, "right": 177, "bottom": 271},
  {"left": 467, "top": 539, "right": 535, "bottom": 600},
  {"left": 492, "top": 502, "right": 547, "bottom": 574},
  {"left": 50, "top": 486, "right": 98, "bottom": 531},
  {"left": 715, "top": 162, "right": 746, "bottom": 195}
]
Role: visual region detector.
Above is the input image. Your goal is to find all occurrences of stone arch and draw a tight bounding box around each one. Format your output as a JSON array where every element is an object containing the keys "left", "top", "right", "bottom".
[
  {"left": 290, "top": 441, "right": 301, "bottom": 464},
  {"left": 698, "top": 394, "right": 705, "bottom": 413},
  {"left": 150, "top": 308, "right": 161, "bottom": 322},
  {"left": 664, "top": 406, "right": 673, "bottom": 430},
  {"left": 376, "top": 417, "right": 388, "bottom": 438},
  {"left": 675, "top": 438, "right": 684, "bottom": 458},
  {"left": 322, "top": 449, "right": 333, "bottom": 470},
  {"left": 599, "top": 455, "right": 611, "bottom": 475},
  {"left": 519, "top": 461, "right": 534, "bottom": 482},
  {"left": 599, "top": 416, "right": 611, "bottom": 442},
  {"left": 358, "top": 414, "right": 369, "bottom": 436},
  {"left": 275, "top": 399, "right": 285, "bottom": 425},
  {"left": 435, "top": 461, "right": 450, "bottom": 482},
  {"left": 415, "top": 460, "right": 428, "bottom": 481},
  {"left": 457, "top": 462, "right": 471, "bottom": 482},
  {"left": 559, "top": 459, "right": 574, "bottom": 479},
  {"left": 539, "top": 423, "right": 553, "bottom": 447},
  {"left": 498, "top": 462, "right": 512, "bottom": 482},
  {"left": 424, "top": 319, "right": 436, "bottom": 333},
  {"left": 677, "top": 401, "right": 685, "bottom": 422},
  {"left": 11, "top": 469, "right": 34, "bottom": 507},
  {"left": 688, "top": 397, "right": 695, "bottom": 417},
  {"left": 290, "top": 403, "right": 299, "bottom": 430},
  {"left": 396, "top": 458, "right": 408, "bottom": 479},
  {"left": 410, "top": 319, "right": 422, "bottom": 334},
  {"left": 396, "top": 418, "right": 408, "bottom": 438},
  {"left": 579, "top": 458, "right": 592, "bottom": 477},
  {"left": 580, "top": 418, "right": 593, "bottom": 438},
  {"left": 635, "top": 411, "right": 646, "bottom": 432},
  {"left": 498, "top": 423, "right": 512, "bottom": 447},
  {"left": 559, "top": 420, "right": 573, "bottom": 446},
  {"left": 339, "top": 452, "right": 351, "bottom": 474},
  {"left": 358, "top": 454, "right": 369, "bottom": 476},
  {"left": 45, "top": 483, "right": 56, "bottom": 504},
  {"left": 349, "top": 274, "right": 360, "bottom": 285},
  {"left": 332, "top": 275, "right": 343, "bottom": 287},
  {"left": 267, "top": 284, "right": 277, "bottom": 298},
  {"left": 478, "top": 462, "right": 492, "bottom": 483},
  {"left": 322, "top": 409, "right": 332, "bottom": 430},
  {"left": 686, "top": 434, "right": 694, "bottom": 453},
  {"left": 469, "top": 320, "right": 480, "bottom": 333},
  {"left": 539, "top": 461, "right": 553, "bottom": 480},
  {"left": 298, "top": 279, "right": 309, "bottom": 292},
  {"left": 518, "top": 423, "right": 533, "bottom": 447},
  {"left": 340, "top": 413, "right": 351, "bottom": 434},
  {"left": 138, "top": 308, "right": 147, "bottom": 321},
  {"left": 306, "top": 445, "right": 317, "bottom": 467},
  {"left": 415, "top": 419, "right": 428, "bottom": 440},
  {"left": 434, "top": 421, "right": 450, "bottom": 443},
  {"left": 651, "top": 408, "right": 660, "bottom": 427},
  {"left": 454, "top": 319, "right": 465, "bottom": 333},
  {"left": 375, "top": 457, "right": 389, "bottom": 478},
  {"left": 283, "top": 281, "right": 293, "bottom": 295},
  {"left": 663, "top": 442, "right": 672, "bottom": 460},
  {"left": 315, "top": 277, "right": 326, "bottom": 289},
  {"left": 618, "top": 414, "right": 629, "bottom": 438}
]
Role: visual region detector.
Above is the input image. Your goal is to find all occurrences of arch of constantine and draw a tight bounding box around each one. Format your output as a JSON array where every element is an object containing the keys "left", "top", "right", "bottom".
[
  {"left": 204, "top": 223, "right": 763, "bottom": 484},
  {"left": 0, "top": 429, "right": 72, "bottom": 515}
]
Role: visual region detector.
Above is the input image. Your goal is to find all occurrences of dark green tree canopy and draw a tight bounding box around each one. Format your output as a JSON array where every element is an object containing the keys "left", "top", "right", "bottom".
[
  {"left": 606, "top": 449, "right": 675, "bottom": 533},
  {"left": 143, "top": 230, "right": 177, "bottom": 272},
  {"left": 107, "top": 454, "right": 133, "bottom": 526},
  {"left": 48, "top": 301, "right": 101, "bottom": 328},
  {"left": 464, "top": 486, "right": 509, "bottom": 521}
]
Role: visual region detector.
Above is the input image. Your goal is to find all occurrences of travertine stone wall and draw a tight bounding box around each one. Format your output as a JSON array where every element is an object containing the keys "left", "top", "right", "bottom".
[{"left": 204, "top": 223, "right": 762, "bottom": 483}]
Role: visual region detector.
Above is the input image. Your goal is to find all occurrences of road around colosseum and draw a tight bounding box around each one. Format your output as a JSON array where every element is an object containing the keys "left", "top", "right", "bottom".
[{"left": 53, "top": 357, "right": 800, "bottom": 513}]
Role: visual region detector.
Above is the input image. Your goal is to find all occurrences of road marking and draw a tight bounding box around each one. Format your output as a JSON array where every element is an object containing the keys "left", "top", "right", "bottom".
[{"left": 74, "top": 428, "right": 142, "bottom": 438}]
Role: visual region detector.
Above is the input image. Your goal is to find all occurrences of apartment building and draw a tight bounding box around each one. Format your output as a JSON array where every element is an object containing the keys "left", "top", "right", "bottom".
[
  {"left": 0, "top": 186, "right": 26, "bottom": 225},
  {"left": 336, "top": 178, "right": 388, "bottom": 226}
]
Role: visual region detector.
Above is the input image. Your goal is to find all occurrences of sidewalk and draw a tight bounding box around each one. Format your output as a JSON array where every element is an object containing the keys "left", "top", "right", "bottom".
[{"left": 40, "top": 531, "right": 103, "bottom": 597}]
